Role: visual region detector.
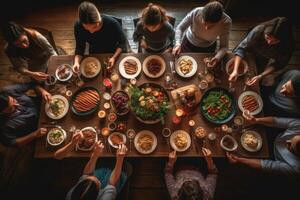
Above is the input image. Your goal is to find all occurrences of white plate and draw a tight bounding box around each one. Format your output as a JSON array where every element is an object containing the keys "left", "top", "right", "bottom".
[
  {"left": 45, "top": 94, "right": 69, "bottom": 120},
  {"left": 46, "top": 127, "right": 67, "bottom": 146},
  {"left": 241, "top": 130, "right": 262, "bottom": 152},
  {"left": 108, "top": 132, "right": 127, "bottom": 149},
  {"left": 238, "top": 91, "right": 263, "bottom": 115},
  {"left": 134, "top": 130, "right": 157, "bottom": 154},
  {"left": 225, "top": 57, "right": 248, "bottom": 76},
  {"left": 175, "top": 56, "right": 197, "bottom": 78},
  {"left": 119, "top": 56, "right": 142, "bottom": 79},
  {"left": 80, "top": 57, "right": 101, "bottom": 78},
  {"left": 76, "top": 127, "right": 98, "bottom": 151},
  {"left": 55, "top": 64, "right": 73, "bottom": 81},
  {"left": 220, "top": 135, "right": 238, "bottom": 152},
  {"left": 142, "top": 55, "right": 166, "bottom": 78},
  {"left": 170, "top": 130, "right": 191, "bottom": 152}
]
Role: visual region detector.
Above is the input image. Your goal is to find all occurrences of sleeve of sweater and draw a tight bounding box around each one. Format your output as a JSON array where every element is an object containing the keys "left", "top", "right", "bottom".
[
  {"left": 169, "top": 24, "right": 176, "bottom": 48},
  {"left": 35, "top": 32, "right": 57, "bottom": 56},
  {"left": 111, "top": 18, "right": 126, "bottom": 51},
  {"left": 74, "top": 22, "right": 86, "bottom": 56},
  {"left": 133, "top": 22, "right": 143, "bottom": 43},
  {"left": 164, "top": 163, "right": 178, "bottom": 199},
  {"left": 175, "top": 8, "right": 197, "bottom": 46},
  {"left": 215, "top": 18, "right": 232, "bottom": 60}
]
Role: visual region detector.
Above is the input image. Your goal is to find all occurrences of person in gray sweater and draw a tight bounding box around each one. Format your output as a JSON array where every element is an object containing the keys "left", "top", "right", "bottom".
[
  {"left": 133, "top": 3, "right": 175, "bottom": 53},
  {"left": 173, "top": 1, "right": 232, "bottom": 67}
]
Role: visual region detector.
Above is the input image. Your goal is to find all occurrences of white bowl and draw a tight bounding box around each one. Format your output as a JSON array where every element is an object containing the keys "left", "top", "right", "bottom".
[
  {"left": 225, "top": 57, "right": 248, "bottom": 76},
  {"left": 108, "top": 132, "right": 127, "bottom": 149},
  {"left": 220, "top": 135, "right": 238, "bottom": 152},
  {"left": 47, "top": 127, "right": 67, "bottom": 146}
]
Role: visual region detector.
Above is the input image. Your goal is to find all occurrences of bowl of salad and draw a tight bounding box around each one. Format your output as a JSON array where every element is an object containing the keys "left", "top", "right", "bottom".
[
  {"left": 130, "top": 83, "right": 170, "bottom": 124},
  {"left": 200, "top": 87, "right": 236, "bottom": 124}
]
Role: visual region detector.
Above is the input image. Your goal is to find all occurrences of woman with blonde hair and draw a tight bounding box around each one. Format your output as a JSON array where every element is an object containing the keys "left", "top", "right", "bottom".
[{"left": 133, "top": 3, "right": 175, "bottom": 53}]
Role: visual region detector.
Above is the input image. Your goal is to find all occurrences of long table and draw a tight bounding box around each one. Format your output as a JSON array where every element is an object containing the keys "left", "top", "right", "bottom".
[{"left": 35, "top": 53, "right": 269, "bottom": 158}]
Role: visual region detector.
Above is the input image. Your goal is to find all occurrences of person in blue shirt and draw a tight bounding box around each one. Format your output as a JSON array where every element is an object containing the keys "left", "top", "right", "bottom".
[
  {"left": 227, "top": 116, "right": 300, "bottom": 178},
  {"left": 0, "top": 83, "right": 51, "bottom": 147},
  {"left": 72, "top": 1, "right": 127, "bottom": 73},
  {"left": 229, "top": 17, "right": 294, "bottom": 86}
]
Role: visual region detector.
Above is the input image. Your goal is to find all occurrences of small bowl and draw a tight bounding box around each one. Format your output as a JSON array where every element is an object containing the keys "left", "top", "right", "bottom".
[
  {"left": 220, "top": 135, "right": 238, "bottom": 152},
  {"left": 108, "top": 132, "right": 127, "bottom": 149}
]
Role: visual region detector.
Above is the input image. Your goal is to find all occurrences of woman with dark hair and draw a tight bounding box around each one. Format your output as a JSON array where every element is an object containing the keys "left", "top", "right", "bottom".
[
  {"left": 65, "top": 142, "right": 129, "bottom": 200},
  {"left": 229, "top": 17, "right": 294, "bottom": 85},
  {"left": 72, "top": 1, "right": 127, "bottom": 72},
  {"left": 164, "top": 148, "right": 218, "bottom": 200},
  {"left": 2, "top": 22, "right": 57, "bottom": 81},
  {"left": 133, "top": 3, "right": 175, "bottom": 53},
  {"left": 173, "top": 0, "right": 231, "bottom": 67}
]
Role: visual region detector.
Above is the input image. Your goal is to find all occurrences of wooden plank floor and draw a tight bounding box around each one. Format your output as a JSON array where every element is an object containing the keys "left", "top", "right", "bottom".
[{"left": 0, "top": 1, "right": 300, "bottom": 200}]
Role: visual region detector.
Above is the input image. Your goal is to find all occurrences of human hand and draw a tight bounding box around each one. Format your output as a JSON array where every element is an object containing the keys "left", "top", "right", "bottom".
[
  {"left": 172, "top": 45, "right": 181, "bottom": 56},
  {"left": 35, "top": 128, "right": 47, "bottom": 138},
  {"left": 140, "top": 39, "right": 148, "bottom": 49},
  {"left": 72, "top": 62, "right": 80, "bottom": 74},
  {"left": 93, "top": 141, "right": 104, "bottom": 157},
  {"left": 108, "top": 57, "right": 115, "bottom": 69},
  {"left": 242, "top": 109, "right": 257, "bottom": 124},
  {"left": 228, "top": 71, "right": 239, "bottom": 83},
  {"left": 168, "top": 150, "right": 177, "bottom": 166},
  {"left": 116, "top": 144, "right": 127, "bottom": 160},
  {"left": 226, "top": 152, "right": 240, "bottom": 164},
  {"left": 208, "top": 57, "right": 219, "bottom": 67},
  {"left": 71, "top": 132, "right": 83, "bottom": 144},
  {"left": 41, "top": 90, "right": 52, "bottom": 102},
  {"left": 30, "top": 72, "right": 48, "bottom": 81},
  {"left": 247, "top": 75, "right": 262, "bottom": 86}
]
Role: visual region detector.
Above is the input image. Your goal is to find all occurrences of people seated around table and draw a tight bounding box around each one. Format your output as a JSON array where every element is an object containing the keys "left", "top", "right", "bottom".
[
  {"left": 164, "top": 148, "right": 218, "bottom": 200},
  {"left": 2, "top": 22, "right": 57, "bottom": 81},
  {"left": 267, "top": 69, "right": 300, "bottom": 118},
  {"left": 133, "top": 3, "right": 175, "bottom": 53},
  {"left": 0, "top": 82, "right": 51, "bottom": 147},
  {"left": 228, "top": 17, "right": 294, "bottom": 85},
  {"left": 72, "top": 1, "right": 127, "bottom": 72},
  {"left": 65, "top": 142, "right": 129, "bottom": 200},
  {"left": 172, "top": 0, "right": 232, "bottom": 67},
  {"left": 227, "top": 115, "right": 300, "bottom": 178}
]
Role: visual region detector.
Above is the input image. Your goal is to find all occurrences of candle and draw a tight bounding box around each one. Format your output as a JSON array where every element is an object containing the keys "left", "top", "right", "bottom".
[{"left": 175, "top": 108, "right": 184, "bottom": 117}]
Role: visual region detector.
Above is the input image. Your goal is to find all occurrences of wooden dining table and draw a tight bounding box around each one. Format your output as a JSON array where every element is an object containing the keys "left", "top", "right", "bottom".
[{"left": 35, "top": 53, "right": 269, "bottom": 158}]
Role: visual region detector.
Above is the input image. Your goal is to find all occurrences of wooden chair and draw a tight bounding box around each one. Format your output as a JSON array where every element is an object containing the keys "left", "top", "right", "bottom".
[
  {"left": 133, "top": 16, "right": 176, "bottom": 53},
  {"left": 30, "top": 26, "right": 66, "bottom": 55}
]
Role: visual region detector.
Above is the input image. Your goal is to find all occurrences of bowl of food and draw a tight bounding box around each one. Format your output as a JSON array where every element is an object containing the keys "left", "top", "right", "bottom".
[
  {"left": 170, "top": 130, "right": 191, "bottom": 152},
  {"left": 47, "top": 127, "right": 67, "bottom": 146},
  {"left": 241, "top": 130, "right": 262, "bottom": 152},
  {"left": 71, "top": 87, "right": 100, "bottom": 116},
  {"left": 80, "top": 57, "right": 101, "bottom": 78},
  {"left": 225, "top": 57, "right": 248, "bottom": 76},
  {"left": 55, "top": 64, "right": 73, "bottom": 82},
  {"left": 200, "top": 87, "right": 236, "bottom": 124},
  {"left": 130, "top": 83, "right": 169, "bottom": 124},
  {"left": 77, "top": 127, "right": 98, "bottom": 151},
  {"left": 142, "top": 55, "right": 166, "bottom": 78},
  {"left": 119, "top": 56, "right": 142, "bottom": 79},
  {"left": 111, "top": 90, "right": 130, "bottom": 116},
  {"left": 45, "top": 95, "right": 69, "bottom": 120},
  {"left": 238, "top": 91, "right": 263, "bottom": 116},
  {"left": 220, "top": 134, "right": 238, "bottom": 152},
  {"left": 108, "top": 132, "right": 126, "bottom": 149},
  {"left": 195, "top": 127, "right": 207, "bottom": 139},
  {"left": 175, "top": 56, "right": 197, "bottom": 78},
  {"left": 134, "top": 130, "right": 157, "bottom": 154}
]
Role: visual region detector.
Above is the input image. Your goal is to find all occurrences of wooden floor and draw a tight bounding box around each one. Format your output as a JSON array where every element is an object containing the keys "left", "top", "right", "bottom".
[{"left": 0, "top": 1, "right": 300, "bottom": 200}]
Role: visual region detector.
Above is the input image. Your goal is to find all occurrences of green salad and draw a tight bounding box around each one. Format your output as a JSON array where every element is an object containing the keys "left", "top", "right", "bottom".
[
  {"left": 202, "top": 90, "right": 232, "bottom": 121},
  {"left": 130, "top": 85, "right": 169, "bottom": 122}
]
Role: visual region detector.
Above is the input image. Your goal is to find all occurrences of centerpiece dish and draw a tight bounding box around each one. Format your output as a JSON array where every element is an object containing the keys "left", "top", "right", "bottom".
[
  {"left": 45, "top": 94, "right": 69, "bottom": 120},
  {"left": 80, "top": 57, "right": 101, "bottom": 78},
  {"left": 70, "top": 87, "right": 100, "bottom": 116},
  {"left": 200, "top": 87, "right": 236, "bottom": 124},
  {"left": 130, "top": 83, "right": 169, "bottom": 124},
  {"left": 142, "top": 55, "right": 166, "bottom": 78}
]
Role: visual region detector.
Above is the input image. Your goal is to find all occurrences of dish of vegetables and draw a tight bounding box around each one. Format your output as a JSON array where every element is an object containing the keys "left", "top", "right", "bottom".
[
  {"left": 200, "top": 87, "right": 236, "bottom": 124},
  {"left": 130, "top": 83, "right": 169, "bottom": 124},
  {"left": 111, "top": 91, "right": 130, "bottom": 116}
]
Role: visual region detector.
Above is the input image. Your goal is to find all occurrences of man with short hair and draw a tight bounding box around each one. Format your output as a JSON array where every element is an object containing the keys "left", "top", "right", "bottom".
[
  {"left": 227, "top": 116, "right": 300, "bottom": 177},
  {"left": 0, "top": 83, "right": 50, "bottom": 147}
]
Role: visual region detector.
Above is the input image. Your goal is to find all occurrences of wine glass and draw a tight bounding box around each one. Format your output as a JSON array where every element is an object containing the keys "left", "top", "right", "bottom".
[{"left": 126, "top": 129, "right": 136, "bottom": 152}]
